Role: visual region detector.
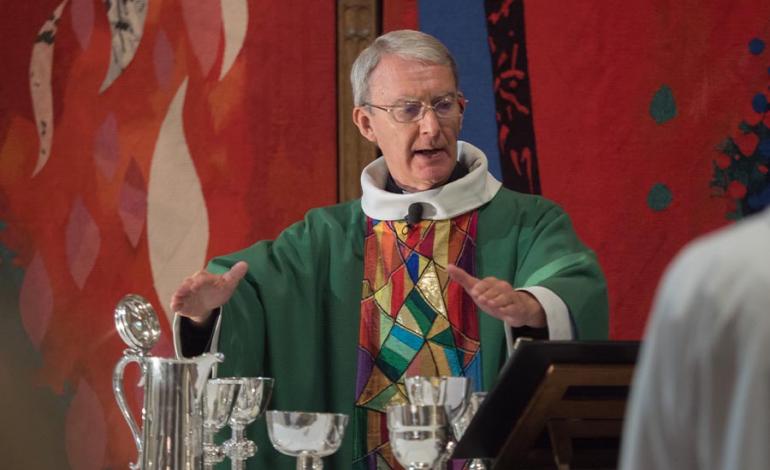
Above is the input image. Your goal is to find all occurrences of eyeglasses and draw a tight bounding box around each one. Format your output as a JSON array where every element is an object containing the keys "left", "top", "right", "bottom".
[{"left": 363, "top": 94, "right": 467, "bottom": 123}]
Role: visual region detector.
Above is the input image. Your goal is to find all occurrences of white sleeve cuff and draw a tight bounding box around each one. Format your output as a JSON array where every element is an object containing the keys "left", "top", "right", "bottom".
[{"left": 517, "top": 286, "right": 574, "bottom": 340}]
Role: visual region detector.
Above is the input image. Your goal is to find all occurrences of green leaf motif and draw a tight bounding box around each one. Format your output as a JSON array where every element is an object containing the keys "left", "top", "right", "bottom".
[
  {"left": 647, "top": 183, "right": 673, "bottom": 212},
  {"left": 650, "top": 85, "right": 677, "bottom": 125}
]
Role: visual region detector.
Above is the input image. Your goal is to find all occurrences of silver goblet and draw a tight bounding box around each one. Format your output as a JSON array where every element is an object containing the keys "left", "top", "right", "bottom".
[
  {"left": 404, "top": 376, "right": 470, "bottom": 425},
  {"left": 404, "top": 377, "right": 471, "bottom": 468},
  {"left": 202, "top": 378, "right": 241, "bottom": 470},
  {"left": 387, "top": 403, "right": 452, "bottom": 470},
  {"left": 451, "top": 392, "right": 488, "bottom": 470},
  {"left": 266, "top": 410, "right": 349, "bottom": 470},
  {"left": 223, "top": 377, "right": 274, "bottom": 470}
]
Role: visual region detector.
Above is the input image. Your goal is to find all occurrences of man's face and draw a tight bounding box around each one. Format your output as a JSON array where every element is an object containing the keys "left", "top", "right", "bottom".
[{"left": 353, "top": 54, "right": 463, "bottom": 192}]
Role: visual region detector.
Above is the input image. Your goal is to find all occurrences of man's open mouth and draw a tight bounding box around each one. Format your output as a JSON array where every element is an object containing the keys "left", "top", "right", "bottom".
[{"left": 413, "top": 148, "right": 445, "bottom": 157}]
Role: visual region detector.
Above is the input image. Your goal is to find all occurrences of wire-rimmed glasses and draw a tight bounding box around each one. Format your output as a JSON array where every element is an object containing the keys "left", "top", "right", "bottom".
[{"left": 363, "top": 93, "right": 467, "bottom": 123}]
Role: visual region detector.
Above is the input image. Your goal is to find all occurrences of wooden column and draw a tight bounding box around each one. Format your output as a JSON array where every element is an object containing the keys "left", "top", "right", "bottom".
[{"left": 337, "top": 0, "right": 379, "bottom": 202}]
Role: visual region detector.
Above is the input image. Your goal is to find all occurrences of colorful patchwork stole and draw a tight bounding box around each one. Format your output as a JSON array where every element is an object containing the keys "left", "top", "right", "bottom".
[{"left": 352, "top": 212, "right": 482, "bottom": 469}]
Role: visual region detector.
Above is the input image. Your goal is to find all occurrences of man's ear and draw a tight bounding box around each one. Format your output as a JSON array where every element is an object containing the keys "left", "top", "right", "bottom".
[{"left": 353, "top": 106, "right": 377, "bottom": 143}]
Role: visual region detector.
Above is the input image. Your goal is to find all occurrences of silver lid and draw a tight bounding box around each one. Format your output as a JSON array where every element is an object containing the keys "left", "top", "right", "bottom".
[{"left": 114, "top": 294, "right": 161, "bottom": 352}]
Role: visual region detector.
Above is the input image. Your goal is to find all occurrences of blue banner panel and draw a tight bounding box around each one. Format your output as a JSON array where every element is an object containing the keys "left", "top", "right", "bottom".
[{"left": 419, "top": 0, "right": 502, "bottom": 179}]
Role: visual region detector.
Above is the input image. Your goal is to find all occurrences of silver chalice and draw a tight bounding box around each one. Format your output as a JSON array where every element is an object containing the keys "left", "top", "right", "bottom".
[
  {"left": 266, "top": 410, "right": 349, "bottom": 469},
  {"left": 202, "top": 378, "right": 241, "bottom": 469},
  {"left": 404, "top": 376, "right": 470, "bottom": 424},
  {"left": 451, "top": 391, "right": 489, "bottom": 470},
  {"left": 223, "top": 377, "right": 274, "bottom": 469},
  {"left": 387, "top": 403, "right": 452, "bottom": 470}
]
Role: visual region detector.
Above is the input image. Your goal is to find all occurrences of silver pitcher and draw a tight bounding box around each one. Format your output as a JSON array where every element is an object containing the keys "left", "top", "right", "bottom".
[{"left": 112, "top": 294, "right": 224, "bottom": 470}]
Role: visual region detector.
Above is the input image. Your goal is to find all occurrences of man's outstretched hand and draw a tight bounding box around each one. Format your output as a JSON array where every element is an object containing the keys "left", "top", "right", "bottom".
[
  {"left": 446, "top": 263, "right": 546, "bottom": 328},
  {"left": 170, "top": 261, "right": 249, "bottom": 325}
]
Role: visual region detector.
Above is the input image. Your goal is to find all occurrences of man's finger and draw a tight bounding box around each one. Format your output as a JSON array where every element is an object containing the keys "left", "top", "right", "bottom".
[
  {"left": 482, "top": 290, "right": 509, "bottom": 307},
  {"left": 447, "top": 263, "right": 479, "bottom": 291},
  {"left": 471, "top": 278, "right": 501, "bottom": 299},
  {"left": 174, "top": 281, "right": 193, "bottom": 297},
  {"left": 222, "top": 261, "right": 249, "bottom": 285}
]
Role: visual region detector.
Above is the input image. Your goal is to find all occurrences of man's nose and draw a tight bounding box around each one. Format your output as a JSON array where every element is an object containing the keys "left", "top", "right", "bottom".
[{"left": 419, "top": 107, "right": 441, "bottom": 136}]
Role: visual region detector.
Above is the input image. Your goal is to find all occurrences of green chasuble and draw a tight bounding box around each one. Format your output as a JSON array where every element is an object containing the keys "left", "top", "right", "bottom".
[{"left": 208, "top": 187, "right": 608, "bottom": 469}]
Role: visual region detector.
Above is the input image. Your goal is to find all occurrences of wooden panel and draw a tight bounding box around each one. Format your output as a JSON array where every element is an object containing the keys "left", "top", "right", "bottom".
[
  {"left": 494, "top": 363, "right": 635, "bottom": 469},
  {"left": 337, "top": 0, "right": 380, "bottom": 202}
]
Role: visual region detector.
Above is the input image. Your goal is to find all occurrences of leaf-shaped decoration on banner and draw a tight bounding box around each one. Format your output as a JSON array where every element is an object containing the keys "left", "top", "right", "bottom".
[
  {"left": 93, "top": 112, "right": 120, "bottom": 179},
  {"left": 147, "top": 78, "right": 210, "bottom": 324},
  {"left": 153, "top": 29, "right": 174, "bottom": 90},
  {"left": 119, "top": 157, "right": 147, "bottom": 248},
  {"left": 66, "top": 197, "right": 101, "bottom": 289},
  {"left": 19, "top": 251, "right": 54, "bottom": 349},
  {"left": 71, "top": 0, "right": 94, "bottom": 50},
  {"left": 100, "top": 0, "right": 149, "bottom": 93},
  {"left": 65, "top": 379, "right": 107, "bottom": 470},
  {"left": 29, "top": 0, "right": 69, "bottom": 177},
  {"left": 219, "top": 0, "right": 248, "bottom": 80},
  {"left": 181, "top": 0, "right": 222, "bottom": 77}
]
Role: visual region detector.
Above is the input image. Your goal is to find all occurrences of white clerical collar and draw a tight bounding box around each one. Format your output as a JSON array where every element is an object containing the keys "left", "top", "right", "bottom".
[{"left": 360, "top": 140, "right": 503, "bottom": 220}]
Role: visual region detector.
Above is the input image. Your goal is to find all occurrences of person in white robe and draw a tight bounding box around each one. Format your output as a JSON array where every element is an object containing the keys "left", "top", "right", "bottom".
[{"left": 620, "top": 206, "right": 770, "bottom": 470}]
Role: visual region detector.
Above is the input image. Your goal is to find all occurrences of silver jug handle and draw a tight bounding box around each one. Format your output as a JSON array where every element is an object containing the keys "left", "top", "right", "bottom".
[{"left": 113, "top": 353, "right": 143, "bottom": 470}]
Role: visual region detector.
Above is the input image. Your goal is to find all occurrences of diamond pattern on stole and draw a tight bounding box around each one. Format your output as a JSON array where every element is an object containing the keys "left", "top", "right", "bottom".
[{"left": 352, "top": 213, "right": 481, "bottom": 469}]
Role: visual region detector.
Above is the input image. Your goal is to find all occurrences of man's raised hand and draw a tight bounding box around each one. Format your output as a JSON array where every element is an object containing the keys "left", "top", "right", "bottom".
[
  {"left": 169, "top": 261, "right": 249, "bottom": 325},
  {"left": 446, "top": 263, "right": 546, "bottom": 328}
]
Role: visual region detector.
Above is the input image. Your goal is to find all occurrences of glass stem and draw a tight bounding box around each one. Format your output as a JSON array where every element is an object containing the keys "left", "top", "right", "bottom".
[
  {"left": 230, "top": 424, "right": 246, "bottom": 470},
  {"left": 296, "top": 452, "right": 322, "bottom": 469},
  {"left": 203, "top": 428, "right": 216, "bottom": 470},
  {"left": 231, "top": 423, "right": 245, "bottom": 442}
]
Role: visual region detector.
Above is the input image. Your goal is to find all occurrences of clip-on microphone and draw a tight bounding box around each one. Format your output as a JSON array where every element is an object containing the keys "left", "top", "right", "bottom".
[{"left": 404, "top": 203, "right": 423, "bottom": 231}]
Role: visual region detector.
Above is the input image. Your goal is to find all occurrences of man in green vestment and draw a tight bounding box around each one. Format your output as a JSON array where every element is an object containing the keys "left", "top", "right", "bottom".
[{"left": 172, "top": 30, "right": 608, "bottom": 469}]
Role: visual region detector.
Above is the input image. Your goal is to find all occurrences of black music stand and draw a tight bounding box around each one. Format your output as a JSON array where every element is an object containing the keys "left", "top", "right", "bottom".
[{"left": 452, "top": 340, "right": 640, "bottom": 469}]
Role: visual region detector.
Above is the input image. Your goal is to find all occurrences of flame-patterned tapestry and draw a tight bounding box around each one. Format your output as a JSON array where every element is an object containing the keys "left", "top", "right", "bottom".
[{"left": 1, "top": 1, "right": 335, "bottom": 467}]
